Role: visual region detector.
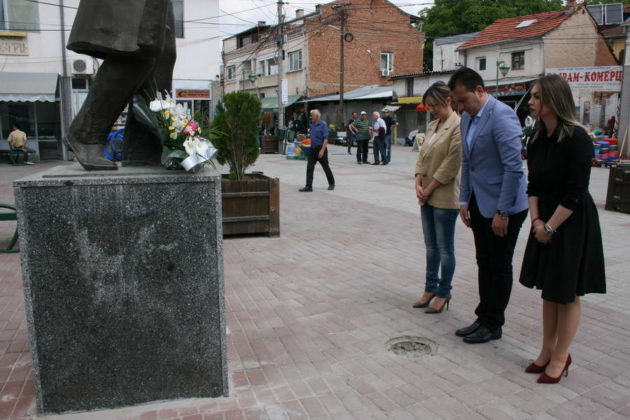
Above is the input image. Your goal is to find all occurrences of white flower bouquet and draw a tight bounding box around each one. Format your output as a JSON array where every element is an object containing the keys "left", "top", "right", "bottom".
[{"left": 150, "top": 92, "right": 217, "bottom": 172}]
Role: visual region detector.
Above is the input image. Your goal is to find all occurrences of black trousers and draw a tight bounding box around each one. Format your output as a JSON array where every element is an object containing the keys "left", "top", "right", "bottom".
[
  {"left": 469, "top": 194, "right": 527, "bottom": 330},
  {"left": 306, "top": 146, "right": 335, "bottom": 187},
  {"left": 356, "top": 140, "right": 369, "bottom": 163}
]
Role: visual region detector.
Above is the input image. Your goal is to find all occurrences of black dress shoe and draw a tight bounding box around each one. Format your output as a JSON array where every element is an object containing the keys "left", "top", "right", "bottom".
[
  {"left": 328, "top": 185, "right": 335, "bottom": 191},
  {"left": 455, "top": 322, "right": 480, "bottom": 337},
  {"left": 463, "top": 326, "right": 502, "bottom": 344},
  {"left": 371, "top": 162, "right": 380, "bottom": 165},
  {"left": 299, "top": 186, "right": 313, "bottom": 192}
]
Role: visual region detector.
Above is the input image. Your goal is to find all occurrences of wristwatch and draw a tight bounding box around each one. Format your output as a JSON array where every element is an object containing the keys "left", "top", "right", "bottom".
[{"left": 496, "top": 210, "right": 509, "bottom": 220}]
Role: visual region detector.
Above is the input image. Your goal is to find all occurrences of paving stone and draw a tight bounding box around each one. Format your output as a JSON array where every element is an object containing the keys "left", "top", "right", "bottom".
[{"left": 0, "top": 151, "right": 628, "bottom": 419}]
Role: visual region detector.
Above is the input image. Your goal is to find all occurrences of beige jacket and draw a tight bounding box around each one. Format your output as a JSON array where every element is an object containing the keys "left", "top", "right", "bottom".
[
  {"left": 8, "top": 129, "right": 27, "bottom": 149},
  {"left": 415, "top": 112, "right": 462, "bottom": 209}
]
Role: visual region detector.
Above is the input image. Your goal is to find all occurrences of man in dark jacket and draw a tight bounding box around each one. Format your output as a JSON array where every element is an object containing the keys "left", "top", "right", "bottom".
[{"left": 66, "top": 0, "right": 176, "bottom": 170}]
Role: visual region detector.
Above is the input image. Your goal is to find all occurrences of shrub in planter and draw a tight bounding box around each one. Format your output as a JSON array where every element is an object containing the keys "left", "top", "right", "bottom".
[{"left": 211, "top": 92, "right": 261, "bottom": 180}]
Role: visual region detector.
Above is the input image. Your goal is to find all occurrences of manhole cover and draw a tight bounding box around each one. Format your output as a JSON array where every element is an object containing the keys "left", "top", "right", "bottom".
[{"left": 386, "top": 336, "right": 437, "bottom": 357}]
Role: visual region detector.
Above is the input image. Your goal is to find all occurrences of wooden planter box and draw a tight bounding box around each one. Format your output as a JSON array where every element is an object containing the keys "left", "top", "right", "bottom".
[
  {"left": 261, "top": 135, "right": 278, "bottom": 154},
  {"left": 221, "top": 173, "right": 280, "bottom": 237}
]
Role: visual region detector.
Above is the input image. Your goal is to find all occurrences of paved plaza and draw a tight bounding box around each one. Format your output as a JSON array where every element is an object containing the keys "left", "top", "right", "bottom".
[{"left": 0, "top": 145, "right": 629, "bottom": 419}]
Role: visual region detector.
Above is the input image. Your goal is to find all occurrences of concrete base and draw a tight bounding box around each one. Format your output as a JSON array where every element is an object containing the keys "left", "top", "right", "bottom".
[{"left": 14, "top": 164, "right": 227, "bottom": 414}]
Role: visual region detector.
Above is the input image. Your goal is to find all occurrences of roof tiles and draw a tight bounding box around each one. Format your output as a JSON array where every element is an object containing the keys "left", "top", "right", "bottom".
[{"left": 458, "top": 9, "right": 574, "bottom": 50}]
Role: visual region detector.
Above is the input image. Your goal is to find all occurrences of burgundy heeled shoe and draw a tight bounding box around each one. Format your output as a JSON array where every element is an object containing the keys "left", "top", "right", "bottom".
[
  {"left": 537, "top": 354, "right": 572, "bottom": 384},
  {"left": 525, "top": 361, "right": 549, "bottom": 374}
]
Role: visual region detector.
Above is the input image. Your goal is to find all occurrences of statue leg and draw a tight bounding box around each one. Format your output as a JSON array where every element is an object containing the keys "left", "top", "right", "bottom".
[
  {"left": 123, "top": 22, "right": 177, "bottom": 166},
  {"left": 66, "top": 57, "right": 155, "bottom": 170}
]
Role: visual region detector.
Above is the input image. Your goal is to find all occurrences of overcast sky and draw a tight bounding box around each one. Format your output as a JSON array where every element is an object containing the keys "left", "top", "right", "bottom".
[{"left": 219, "top": 1, "right": 434, "bottom": 38}]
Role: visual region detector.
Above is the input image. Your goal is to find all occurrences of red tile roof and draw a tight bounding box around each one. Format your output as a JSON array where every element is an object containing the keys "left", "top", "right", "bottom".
[{"left": 458, "top": 9, "right": 575, "bottom": 50}]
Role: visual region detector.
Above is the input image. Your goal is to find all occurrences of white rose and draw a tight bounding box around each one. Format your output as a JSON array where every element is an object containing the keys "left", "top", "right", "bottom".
[{"left": 149, "top": 99, "right": 163, "bottom": 112}]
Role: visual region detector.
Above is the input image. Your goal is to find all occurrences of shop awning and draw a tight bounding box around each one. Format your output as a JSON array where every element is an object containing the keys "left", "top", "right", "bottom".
[
  {"left": 306, "top": 85, "right": 393, "bottom": 102},
  {"left": 0, "top": 72, "right": 59, "bottom": 102},
  {"left": 398, "top": 96, "right": 422, "bottom": 104},
  {"left": 261, "top": 95, "right": 302, "bottom": 110}
]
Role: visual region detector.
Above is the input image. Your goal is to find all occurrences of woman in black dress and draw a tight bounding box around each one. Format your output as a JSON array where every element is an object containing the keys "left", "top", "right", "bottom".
[{"left": 519, "top": 75, "right": 605, "bottom": 384}]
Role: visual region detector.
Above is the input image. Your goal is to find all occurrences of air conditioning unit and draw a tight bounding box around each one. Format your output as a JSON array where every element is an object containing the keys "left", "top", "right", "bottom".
[
  {"left": 71, "top": 58, "right": 94, "bottom": 75},
  {"left": 381, "top": 69, "right": 390, "bottom": 77}
]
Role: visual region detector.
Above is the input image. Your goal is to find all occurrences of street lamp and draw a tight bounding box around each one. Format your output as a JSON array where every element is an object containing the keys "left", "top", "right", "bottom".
[{"left": 495, "top": 60, "right": 510, "bottom": 97}]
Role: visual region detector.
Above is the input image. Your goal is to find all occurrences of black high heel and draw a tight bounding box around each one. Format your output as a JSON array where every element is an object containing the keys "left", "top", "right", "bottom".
[{"left": 425, "top": 296, "right": 451, "bottom": 314}]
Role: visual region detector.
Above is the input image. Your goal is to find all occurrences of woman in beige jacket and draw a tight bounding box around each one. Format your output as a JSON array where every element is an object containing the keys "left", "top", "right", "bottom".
[{"left": 413, "top": 82, "right": 462, "bottom": 313}]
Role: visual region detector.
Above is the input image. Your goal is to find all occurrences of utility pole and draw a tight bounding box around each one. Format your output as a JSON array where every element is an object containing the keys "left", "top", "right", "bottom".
[
  {"left": 332, "top": 2, "right": 351, "bottom": 128},
  {"left": 276, "top": 0, "right": 285, "bottom": 139}
]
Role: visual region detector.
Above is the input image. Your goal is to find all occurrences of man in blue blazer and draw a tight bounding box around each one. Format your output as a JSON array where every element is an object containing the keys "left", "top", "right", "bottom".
[{"left": 448, "top": 68, "right": 528, "bottom": 344}]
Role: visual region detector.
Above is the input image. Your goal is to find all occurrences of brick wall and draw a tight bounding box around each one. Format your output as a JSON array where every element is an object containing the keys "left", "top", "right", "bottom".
[
  {"left": 544, "top": 8, "right": 616, "bottom": 68},
  {"left": 305, "top": 0, "right": 424, "bottom": 97}
]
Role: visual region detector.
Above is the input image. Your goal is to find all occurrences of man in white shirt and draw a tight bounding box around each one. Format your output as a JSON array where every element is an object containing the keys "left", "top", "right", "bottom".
[{"left": 370, "top": 112, "right": 388, "bottom": 165}]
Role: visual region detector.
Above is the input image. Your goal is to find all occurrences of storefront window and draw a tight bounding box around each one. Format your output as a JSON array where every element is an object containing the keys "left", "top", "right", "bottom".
[
  {"left": 0, "top": 102, "right": 35, "bottom": 140},
  {"left": 36, "top": 102, "right": 60, "bottom": 139}
]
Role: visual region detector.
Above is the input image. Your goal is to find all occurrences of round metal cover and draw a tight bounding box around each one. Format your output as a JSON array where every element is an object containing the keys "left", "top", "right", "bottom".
[{"left": 386, "top": 336, "right": 437, "bottom": 357}]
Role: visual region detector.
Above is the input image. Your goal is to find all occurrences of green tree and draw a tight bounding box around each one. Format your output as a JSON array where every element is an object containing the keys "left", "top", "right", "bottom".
[
  {"left": 420, "top": 0, "right": 564, "bottom": 71},
  {"left": 211, "top": 92, "right": 261, "bottom": 180}
]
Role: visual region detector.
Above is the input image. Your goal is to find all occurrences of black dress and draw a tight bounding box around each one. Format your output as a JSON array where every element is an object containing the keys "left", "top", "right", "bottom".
[{"left": 519, "top": 125, "right": 606, "bottom": 303}]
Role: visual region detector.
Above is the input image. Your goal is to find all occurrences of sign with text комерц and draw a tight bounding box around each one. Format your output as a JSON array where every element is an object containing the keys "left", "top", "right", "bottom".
[{"left": 546, "top": 66, "right": 623, "bottom": 92}]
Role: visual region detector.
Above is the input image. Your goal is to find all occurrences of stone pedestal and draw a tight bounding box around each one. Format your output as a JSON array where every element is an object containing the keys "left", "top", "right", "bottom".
[{"left": 14, "top": 164, "right": 227, "bottom": 414}]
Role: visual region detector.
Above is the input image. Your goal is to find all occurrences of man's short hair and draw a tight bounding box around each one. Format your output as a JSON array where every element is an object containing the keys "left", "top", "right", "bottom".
[
  {"left": 448, "top": 67, "right": 485, "bottom": 92},
  {"left": 11, "top": 122, "right": 20, "bottom": 130},
  {"left": 372, "top": 111, "right": 380, "bottom": 118},
  {"left": 310, "top": 109, "right": 321, "bottom": 117}
]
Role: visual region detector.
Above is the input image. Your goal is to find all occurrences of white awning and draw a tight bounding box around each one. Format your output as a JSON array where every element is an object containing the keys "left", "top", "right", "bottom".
[{"left": 0, "top": 72, "right": 59, "bottom": 102}]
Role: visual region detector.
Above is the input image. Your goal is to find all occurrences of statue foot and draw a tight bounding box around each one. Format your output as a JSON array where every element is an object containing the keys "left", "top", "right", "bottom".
[{"left": 65, "top": 137, "right": 118, "bottom": 171}]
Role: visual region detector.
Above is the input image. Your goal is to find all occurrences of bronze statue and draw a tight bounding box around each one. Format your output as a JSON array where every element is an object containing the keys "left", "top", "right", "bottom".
[{"left": 66, "top": 0, "right": 176, "bottom": 170}]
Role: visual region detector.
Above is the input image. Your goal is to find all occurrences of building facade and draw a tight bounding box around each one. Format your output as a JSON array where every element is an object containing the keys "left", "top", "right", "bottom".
[
  {"left": 458, "top": 6, "right": 618, "bottom": 126},
  {"left": 221, "top": 0, "right": 424, "bottom": 125},
  {"left": 0, "top": 0, "right": 220, "bottom": 160}
]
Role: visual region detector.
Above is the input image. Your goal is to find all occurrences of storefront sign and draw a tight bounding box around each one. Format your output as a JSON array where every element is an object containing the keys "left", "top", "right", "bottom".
[
  {"left": 0, "top": 37, "right": 28, "bottom": 55},
  {"left": 546, "top": 66, "right": 623, "bottom": 92},
  {"left": 486, "top": 83, "right": 529, "bottom": 97},
  {"left": 175, "top": 89, "right": 210, "bottom": 99}
]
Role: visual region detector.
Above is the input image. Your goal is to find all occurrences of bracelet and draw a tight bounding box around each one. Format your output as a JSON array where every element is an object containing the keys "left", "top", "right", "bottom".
[{"left": 543, "top": 224, "right": 556, "bottom": 236}]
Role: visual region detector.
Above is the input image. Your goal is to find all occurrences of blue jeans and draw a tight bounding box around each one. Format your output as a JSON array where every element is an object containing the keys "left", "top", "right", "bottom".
[
  {"left": 420, "top": 204, "right": 459, "bottom": 298},
  {"left": 385, "top": 134, "right": 392, "bottom": 163}
]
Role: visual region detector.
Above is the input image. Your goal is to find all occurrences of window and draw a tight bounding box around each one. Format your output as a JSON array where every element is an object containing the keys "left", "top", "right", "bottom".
[
  {"left": 380, "top": 52, "right": 394, "bottom": 76},
  {"left": 515, "top": 19, "right": 538, "bottom": 29},
  {"left": 512, "top": 51, "right": 525, "bottom": 71},
  {"left": 288, "top": 50, "right": 302, "bottom": 72},
  {"left": 0, "top": 0, "right": 40, "bottom": 31},
  {"left": 478, "top": 57, "right": 486, "bottom": 71},
  {"left": 172, "top": 0, "right": 184, "bottom": 38},
  {"left": 226, "top": 66, "right": 235, "bottom": 80},
  {"left": 406, "top": 78, "right": 414, "bottom": 97}
]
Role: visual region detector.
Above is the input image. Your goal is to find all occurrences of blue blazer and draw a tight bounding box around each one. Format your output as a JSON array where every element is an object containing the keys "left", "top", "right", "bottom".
[{"left": 460, "top": 96, "right": 528, "bottom": 218}]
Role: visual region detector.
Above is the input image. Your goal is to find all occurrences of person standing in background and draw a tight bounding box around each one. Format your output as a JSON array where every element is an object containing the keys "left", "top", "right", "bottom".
[
  {"left": 371, "top": 112, "right": 387, "bottom": 165},
  {"left": 382, "top": 109, "right": 398, "bottom": 164},
  {"left": 8, "top": 123, "right": 34, "bottom": 165},
  {"left": 353, "top": 111, "right": 371, "bottom": 164},
  {"left": 346, "top": 112, "right": 358, "bottom": 155}
]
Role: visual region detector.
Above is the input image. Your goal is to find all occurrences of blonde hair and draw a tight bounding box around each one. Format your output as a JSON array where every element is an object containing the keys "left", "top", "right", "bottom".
[
  {"left": 423, "top": 81, "right": 452, "bottom": 108},
  {"left": 531, "top": 74, "right": 582, "bottom": 143}
]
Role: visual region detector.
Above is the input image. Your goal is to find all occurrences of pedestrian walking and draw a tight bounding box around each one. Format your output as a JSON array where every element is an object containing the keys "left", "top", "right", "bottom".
[
  {"left": 449, "top": 67, "right": 528, "bottom": 344},
  {"left": 299, "top": 109, "right": 335, "bottom": 192},
  {"left": 353, "top": 111, "right": 371, "bottom": 164},
  {"left": 347, "top": 112, "right": 358, "bottom": 155},
  {"left": 519, "top": 75, "right": 605, "bottom": 384},
  {"left": 371, "top": 111, "right": 387, "bottom": 165},
  {"left": 413, "top": 82, "right": 462, "bottom": 314},
  {"left": 382, "top": 109, "right": 398, "bottom": 164}
]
